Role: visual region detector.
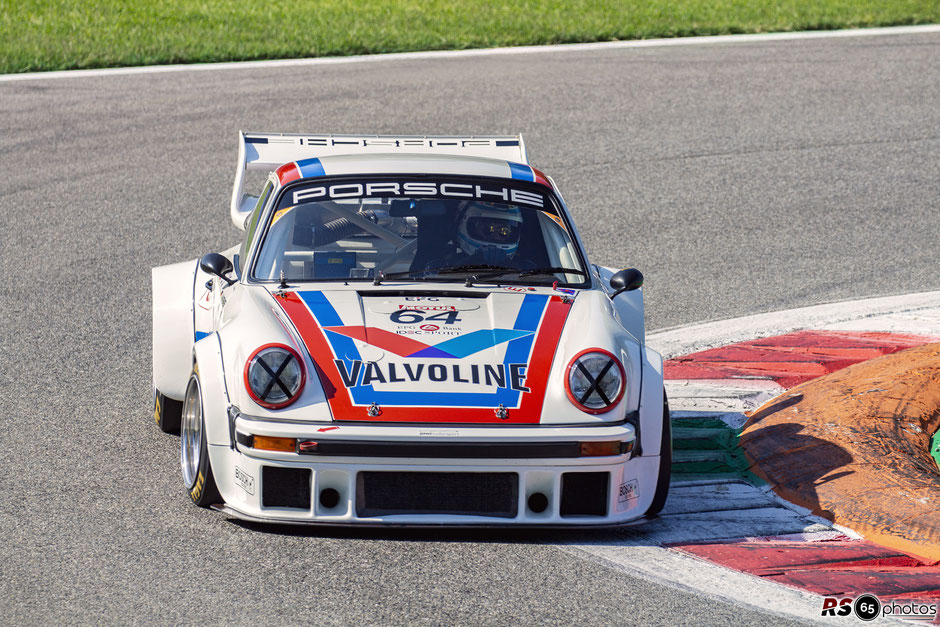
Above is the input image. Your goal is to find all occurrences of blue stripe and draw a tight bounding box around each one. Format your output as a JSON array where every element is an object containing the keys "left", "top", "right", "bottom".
[
  {"left": 502, "top": 293, "right": 546, "bottom": 378},
  {"left": 298, "top": 290, "right": 548, "bottom": 408},
  {"left": 429, "top": 328, "right": 533, "bottom": 359},
  {"left": 508, "top": 161, "right": 534, "bottom": 182},
  {"left": 296, "top": 157, "right": 325, "bottom": 178},
  {"left": 298, "top": 291, "right": 343, "bottom": 325},
  {"left": 496, "top": 140, "right": 520, "bottom": 147},
  {"left": 245, "top": 136, "right": 268, "bottom": 144},
  {"left": 194, "top": 330, "right": 210, "bottom": 342}
]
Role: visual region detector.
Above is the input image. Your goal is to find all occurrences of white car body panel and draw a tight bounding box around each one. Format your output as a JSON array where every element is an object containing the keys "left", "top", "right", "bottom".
[
  {"left": 596, "top": 264, "right": 645, "bottom": 344},
  {"left": 206, "top": 445, "right": 660, "bottom": 526},
  {"left": 154, "top": 131, "right": 668, "bottom": 526},
  {"left": 152, "top": 258, "right": 197, "bottom": 399}
]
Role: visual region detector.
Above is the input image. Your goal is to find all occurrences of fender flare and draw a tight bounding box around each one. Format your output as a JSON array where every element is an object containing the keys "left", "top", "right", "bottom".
[
  {"left": 638, "top": 346, "right": 665, "bottom": 457},
  {"left": 152, "top": 259, "right": 198, "bottom": 400},
  {"left": 193, "top": 334, "right": 232, "bottom": 447}
]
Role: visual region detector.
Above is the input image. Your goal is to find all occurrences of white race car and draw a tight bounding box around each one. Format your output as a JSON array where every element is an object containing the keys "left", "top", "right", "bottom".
[{"left": 152, "top": 133, "right": 670, "bottom": 525}]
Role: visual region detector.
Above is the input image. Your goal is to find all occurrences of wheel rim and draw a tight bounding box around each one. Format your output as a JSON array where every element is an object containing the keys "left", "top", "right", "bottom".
[{"left": 180, "top": 375, "right": 203, "bottom": 488}]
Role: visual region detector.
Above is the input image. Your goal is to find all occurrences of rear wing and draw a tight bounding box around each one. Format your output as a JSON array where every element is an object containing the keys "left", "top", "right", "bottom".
[{"left": 230, "top": 131, "right": 527, "bottom": 229}]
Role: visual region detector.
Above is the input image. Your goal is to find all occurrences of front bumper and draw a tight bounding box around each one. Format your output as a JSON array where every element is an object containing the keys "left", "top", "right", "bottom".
[{"left": 205, "top": 409, "right": 662, "bottom": 526}]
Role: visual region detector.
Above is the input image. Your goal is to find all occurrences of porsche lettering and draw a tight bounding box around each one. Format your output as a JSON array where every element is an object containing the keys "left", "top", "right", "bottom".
[{"left": 292, "top": 181, "right": 544, "bottom": 207}]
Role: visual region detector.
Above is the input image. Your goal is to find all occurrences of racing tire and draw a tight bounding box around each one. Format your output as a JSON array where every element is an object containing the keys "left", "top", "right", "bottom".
[
  {"left": 154, "top": 388, "right": 183, "bottom": 434},
  {"left": 180, "top": 370, "right": 221, "bottom": 507},
  {"left": 643, "top": 389, "right": 672, "bottom": 517}
]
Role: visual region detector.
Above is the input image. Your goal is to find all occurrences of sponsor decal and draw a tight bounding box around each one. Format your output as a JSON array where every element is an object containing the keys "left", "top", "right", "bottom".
[
  {"left": 197, "top": 289, "right": 211, "bottom": 310},
  {"left": 274, "top": 291, "right": 571, "bottom": 423},
  {"left": 291, "top": 180, "right": 544, "bottom": 208},
  {"left": 271, "top": 207, "right": 294, "bottom": 225},
  {"left": 385, "top": 308, "right": 464, "bottom": 337},
  {"left": 332, "top": 360, "right": 531, "bottom": 392},
  {"left": 234, "top": 467, "right": 255, "bottom": 495},
  {"left": 821, "top": 594, "right": 937, "bottom": 621},
  {"left": 369, "top": 297, "right": 480, "bottom": 314},
  {"left": 317, "top": 426, "right": 339, "bottom": 432},
  {"left": 618, "top": 479, "right": 640, "bottom": 503}
]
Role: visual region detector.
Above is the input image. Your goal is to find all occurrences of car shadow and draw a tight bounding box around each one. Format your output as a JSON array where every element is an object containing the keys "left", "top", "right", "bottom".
[
  {"left": 738, "top": 392, "right": 856, "bottom": 522},
  {"left": 230, "top": 518, "right": 625, "bottom": 545}
]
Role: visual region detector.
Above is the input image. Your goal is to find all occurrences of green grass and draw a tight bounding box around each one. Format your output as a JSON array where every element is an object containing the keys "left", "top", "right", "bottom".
[{"left": 1, "top": 0, "right": 937, "bottom": 74}]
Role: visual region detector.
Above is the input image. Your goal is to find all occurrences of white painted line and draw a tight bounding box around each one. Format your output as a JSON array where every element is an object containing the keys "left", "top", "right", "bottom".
[
  {"left": 648, "top": 289, "right": 940, "bottom": 359},
  {"left": 2, "top": 25, "right": 938, "bottom": 83},
  {"left": 561, "top": 479, "right": 873, "bottom": 622},
  {"left": 666, "top": 379, "right": 785, "bottom": 415},
  {"left": 823, "top": 309, "right": 940, "bottom": 336},
  {"left": 563, "top": 543, "right": 829, "bottom": 622},
  {"left": 601, "top": 479, "right": 835, "bottom": 547},
  {"left": 567, "top": 540, "right": 901, "bottom": 626}
]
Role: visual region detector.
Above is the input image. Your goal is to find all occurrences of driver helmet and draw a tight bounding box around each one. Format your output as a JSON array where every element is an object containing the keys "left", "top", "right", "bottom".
[{"left": 456, "top": 202, "right": 523, "bottom": 259}]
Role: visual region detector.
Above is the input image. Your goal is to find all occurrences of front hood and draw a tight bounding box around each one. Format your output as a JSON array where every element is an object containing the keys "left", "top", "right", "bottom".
[{"left": 273, "top": 287, "right": 574, "bottom": 424}]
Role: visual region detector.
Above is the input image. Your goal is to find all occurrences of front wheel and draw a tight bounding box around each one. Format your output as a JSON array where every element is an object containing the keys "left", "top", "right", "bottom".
[
  {"left": 180, "top": 370, "right": 221, "bottom": 507},
  {"left": 644, "top": 389, "right": 672, "bottom": 517}
]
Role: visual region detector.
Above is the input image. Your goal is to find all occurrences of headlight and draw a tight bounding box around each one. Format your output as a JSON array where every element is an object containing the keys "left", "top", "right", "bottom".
[
  {"left": 244, "top": 344, "right": 305, "bottom": 409},
  {"left": 565, "top": 349, "right": 625, "bottom": 414}
]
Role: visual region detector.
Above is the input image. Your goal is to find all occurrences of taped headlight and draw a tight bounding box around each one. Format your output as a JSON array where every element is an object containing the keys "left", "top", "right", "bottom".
[
  {"left": 565, "top": 349, "right": 625, "bottom": 414},
  {"left": 244, "top": 344, "right": 305, "bottom": 409}
]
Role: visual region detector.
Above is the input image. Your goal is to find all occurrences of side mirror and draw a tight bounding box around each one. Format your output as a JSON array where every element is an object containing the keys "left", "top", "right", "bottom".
[
  {"left": 200, "top": 253, "right": 236, "bottom": 286},
  {"left": 609, "top": 268, "right": 643, "bottom": 298}
]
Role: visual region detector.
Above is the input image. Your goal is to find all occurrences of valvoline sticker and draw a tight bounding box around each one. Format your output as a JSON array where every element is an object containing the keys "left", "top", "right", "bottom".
[{"left": 275, "top": 290, "right": 572, "bottom": 423}]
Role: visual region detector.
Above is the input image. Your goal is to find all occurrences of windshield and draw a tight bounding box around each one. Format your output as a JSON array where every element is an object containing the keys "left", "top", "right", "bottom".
[{"left": 251, "top": 175, "right": 588, "bottom": 286}]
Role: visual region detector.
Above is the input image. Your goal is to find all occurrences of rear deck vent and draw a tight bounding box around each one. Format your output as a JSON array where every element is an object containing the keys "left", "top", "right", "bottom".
[
  {"left": 262, "top": 466, "right": 311, "bottom": 509},
  {"left": 560, "top": 472, "right": 609, "bottom": 517}
]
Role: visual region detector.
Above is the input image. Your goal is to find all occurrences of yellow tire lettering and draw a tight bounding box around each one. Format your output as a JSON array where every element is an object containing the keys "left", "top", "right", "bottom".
[
  {"left": 191, "top": 471, "right": 204, "bottom": 500},
  {"left": 154, "top": 396, "right": 162, "bottom": 424},
  {"left": 193, "top": 364, "right": 199, "bottom": 376}
]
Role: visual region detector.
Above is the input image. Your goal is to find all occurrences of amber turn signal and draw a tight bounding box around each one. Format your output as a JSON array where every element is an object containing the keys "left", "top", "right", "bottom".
[
  {"left": 579, "top": 441, "right": 631, "bottom": 456},
  {"left": 253, "top": 435, "right": 297, "bottom": 452}
]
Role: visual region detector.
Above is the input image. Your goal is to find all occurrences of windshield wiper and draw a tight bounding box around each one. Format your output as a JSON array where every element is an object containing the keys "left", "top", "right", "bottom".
[
  {"left": 518, "top": 267, "right": 587, "bottom": 278},
  {"left": 373, "top": 265, "right": 587, "bottom": 287},
  {"left": 461, "top": 266, "right": 587, "bottom": 287},
  {"left": 372, "top": 265, "right": 515, "bottom": 285},
  {"left": 372, "top": 269, "right": 434, "bottom": 285},
  {"left": 434, "top": 264, "right": 517, "bottom": 275}
]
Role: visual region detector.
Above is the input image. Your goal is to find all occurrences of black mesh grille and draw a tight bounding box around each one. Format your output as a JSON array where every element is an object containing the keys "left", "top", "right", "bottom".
[
  {"left": 357, "top": 472, "right": 518, "bottom": 518},
  {"left": 261, "top": 466, "right": 311, "bottom": 509},
  {"left": 560, "top": 472, "right": 609, "bottom": 517}
]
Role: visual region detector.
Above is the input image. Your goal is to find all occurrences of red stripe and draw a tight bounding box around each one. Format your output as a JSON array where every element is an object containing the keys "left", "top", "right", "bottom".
[
  {"left": 324, "top": 326, "right": 432, "bottom": 357},
  {"left": 664, "top": 330, "right": 938, "bottom": 387},
  {"left": 531, "top": 166, "right": 553, "bottom": 189},
  {"left": 275, "top": 162, "right": 301, "bottom": 185},
  {"left": 674, "top": 540, "right": 940, "bottom": 602},
  {"left": 275, "top": 293, "right": 573, "bottom": 423},
  {"left": 277, "top": 293, "right": 351, "bottom": 414}
]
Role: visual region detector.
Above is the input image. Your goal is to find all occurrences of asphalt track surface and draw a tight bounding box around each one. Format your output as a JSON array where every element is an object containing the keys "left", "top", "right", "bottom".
[{"left": 1, "top": 31, "right": 938, "bottom": 625}]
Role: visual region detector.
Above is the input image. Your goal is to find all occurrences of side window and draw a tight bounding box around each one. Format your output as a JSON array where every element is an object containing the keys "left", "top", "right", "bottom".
[{"left": 239, "top": 181, "right": 273, "bottom": 264}]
